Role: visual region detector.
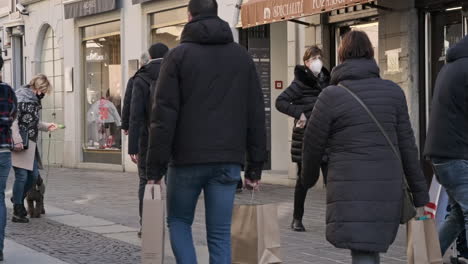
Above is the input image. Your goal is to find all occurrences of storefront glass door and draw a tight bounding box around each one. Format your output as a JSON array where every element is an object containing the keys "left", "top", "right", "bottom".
[
  {"left": 82, "top": 21, "right": 122, "bottom": 164},
  {"left": 427, "top": 9, "right": 463, "bottom": 113},
  {"left": 420, "top": 8, "right": 465, "bottom": 183}
]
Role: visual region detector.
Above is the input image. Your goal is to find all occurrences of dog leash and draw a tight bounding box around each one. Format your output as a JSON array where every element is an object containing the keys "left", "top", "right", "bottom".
[{"left": 43, "top": 132, "right": 52, "bottom": 190}]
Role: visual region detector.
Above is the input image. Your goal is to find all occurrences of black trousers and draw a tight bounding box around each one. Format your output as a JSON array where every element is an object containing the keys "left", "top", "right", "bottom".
[
  {"left": 293, "top": 162, "right": 328, "bottom": 220},
  {"left": 137, "top": 158, "right": 147, "bottom": 223}
]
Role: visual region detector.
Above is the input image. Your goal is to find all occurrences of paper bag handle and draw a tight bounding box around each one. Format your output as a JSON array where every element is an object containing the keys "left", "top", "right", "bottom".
[{"left": 144, "top": 181, "right": 166, "bottom": 201}]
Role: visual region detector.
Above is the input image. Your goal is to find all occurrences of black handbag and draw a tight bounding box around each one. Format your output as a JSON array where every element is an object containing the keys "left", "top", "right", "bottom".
[
  {"left": 338, "top": 83, "right": 416, "bottom": 224},
  {"left": 19, "top": 129, "right": 29, "bottom": 150}
]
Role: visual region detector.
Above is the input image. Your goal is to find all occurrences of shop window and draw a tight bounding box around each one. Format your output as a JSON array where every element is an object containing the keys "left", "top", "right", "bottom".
[
  {"left": 82, "top": 21, "right": 122, "bottom": 164},
  {"left": 150, "top": 7, "right": 188, "bottom": 49},
  {"left": 334, "top": 21, "right": 379, "bottom": 65},
  {"left": 151, "top": 24, "right": 185, "bottom": 49}
]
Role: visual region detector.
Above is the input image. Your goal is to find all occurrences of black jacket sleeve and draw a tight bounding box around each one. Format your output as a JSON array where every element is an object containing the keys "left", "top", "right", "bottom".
[
  {"left": 275, "top": 83, "right": 309, "bottom": 119},
  {"left": 121, "top": 78, "right": 134, "bottom": 131},
  {"left": 245, "top": 61, "right": 268, "bottom": 181},
  {"left": 146, "top": 52, "right": 180, "bottom": 181},
  {"left": 396, "top": 89, "right": 429, "bottom": 207},
  {"left": 301, "top": 88, "right": 333, "bottom": 188},
  {"left": 128, "top": 77, "right": 150, "bottom": 155}
]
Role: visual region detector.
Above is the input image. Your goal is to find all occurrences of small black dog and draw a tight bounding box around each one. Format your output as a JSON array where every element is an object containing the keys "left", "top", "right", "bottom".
[{"left": 26, "top": 174, "right": 45, "bottom": 218}]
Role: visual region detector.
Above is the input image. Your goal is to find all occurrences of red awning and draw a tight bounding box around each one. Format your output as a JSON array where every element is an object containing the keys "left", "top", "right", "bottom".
[{"left": 241, "top": 0, "right": 374, "bottom": 28}]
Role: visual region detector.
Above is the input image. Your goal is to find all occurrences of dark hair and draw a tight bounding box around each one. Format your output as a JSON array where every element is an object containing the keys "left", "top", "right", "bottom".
[
  {"left": 303, "top": 45, "right": 323, "bottom": 65},
  {"left": 0, "top": 55, "right": 3, "bottom": 71},
  {"left": 188, "top": 0, "right": 218, "bottom": 17},
  {"left": 148, "top": 43, "right": 169, "bottom": 59},
  {"left": 338, "top": 31, "right": 374, "bottom": 63}
]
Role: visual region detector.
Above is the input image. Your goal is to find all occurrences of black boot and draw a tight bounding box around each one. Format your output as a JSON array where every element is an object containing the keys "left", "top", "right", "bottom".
[
  {"left": 20, "top": 204, "right": 27, "bottom": 217},
  {"left": 11, "top": 198, "right": 27, "bottom": 217},
  {"left": 12, "top": 205, "right": 29, "bottom": 223},
  {"left": 291, "top": 219, "right": 306, "bottom": 232}
]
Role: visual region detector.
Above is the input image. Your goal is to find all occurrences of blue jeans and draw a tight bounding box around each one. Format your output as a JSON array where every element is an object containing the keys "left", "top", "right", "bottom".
[
  {"left": 0, "top": 152, "right": 11, "bottom": 251},
  {"left": 433, "top": 159, "right": 468, "bottom": 255},
  {"left": 167, "top": 164, "right": 241, "bottom": 264},
  {"left": 13, "top": 158, "right": 38, "bottom": 205}
]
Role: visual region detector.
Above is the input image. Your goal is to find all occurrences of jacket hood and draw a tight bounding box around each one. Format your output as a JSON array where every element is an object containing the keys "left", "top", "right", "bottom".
[
  {"left": 447, "top": 35, "right": 468, "bottom": 62},
  {"left": 330, "top": 58, "right": 380, "bottom": 85},
  {"left": 294, "top": 65, "right": 330, "bottom": 89},
  {"left": 148, "top": 43, "right": 169, "bottom": 60},
  {"left": 136, "top": 59, "right": 163, "bottom": 82},
  {"left": 181, "top": 16, "right": 234, "bottom": 45},
  {"left": 15, "top": 86, "right": 39, "bottom": 103}
]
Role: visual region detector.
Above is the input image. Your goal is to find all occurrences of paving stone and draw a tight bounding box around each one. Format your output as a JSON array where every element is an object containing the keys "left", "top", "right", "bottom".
[
  {"left": 82, "top": 224, "right": 138, "bottom": 234},
  {"left": 6, "top": 210, "right": 145, "bottom": 264},
  {"left": 4, "top": 239, "right": 69, "bottom": 264},
  {"left": 49, "top": 214, "right": 116, "bottom": 228},
  {"left": 6, "top": 168, "right": 409, "bottom": 263}
]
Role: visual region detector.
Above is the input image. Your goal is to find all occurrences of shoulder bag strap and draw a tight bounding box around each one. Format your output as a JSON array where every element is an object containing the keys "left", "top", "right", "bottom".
[{"left": 337, "top": 83, "right": 411, "bottom": 189}]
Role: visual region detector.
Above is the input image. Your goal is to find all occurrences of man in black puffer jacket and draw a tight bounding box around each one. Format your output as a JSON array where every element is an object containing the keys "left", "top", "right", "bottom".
[
  {"left": 276, "top": 46, "right": 330, "bottom": 232},
  {"left": 128, "top": 43, "right": 168, "bottom": 237},
  {"left": 425, "top": 35, "right": 468, "bottom": 255},
  {"left": 146, "top": 0, "right": 267, "bottom": 262}
]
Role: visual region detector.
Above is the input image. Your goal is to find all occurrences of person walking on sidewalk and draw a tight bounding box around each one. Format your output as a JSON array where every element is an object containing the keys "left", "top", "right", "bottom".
[
  {"left": 275, "top": 45, "right": 330, "bottom": 232},
  {"left": 127, "top": 43, "right": 168, "bottom": 237},
  {"left": 121, "top": 52, "right": 150, "bottom": 136},
  {"left": 301, "top": 31, "right": 429, "bottom": 264},
  {"left": 424, "top": 35, "right": 468, "bottom": 255},
  {"left": 146, "top": 0, "right": 267, "bottom": 263},
  {"left": 11, "top": 74, "right": 57, "bottom": 223},
  {"left": 0, "top": 55, "right": 17, "bottom": 261}
]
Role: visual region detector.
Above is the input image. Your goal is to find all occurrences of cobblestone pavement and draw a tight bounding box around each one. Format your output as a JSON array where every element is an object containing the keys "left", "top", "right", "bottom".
[
  {"left": 6, "top": 211, "right": 143, "bottom": 264},
  {"left": 5, "top": 167, "right": 408, "bottom": 264}
]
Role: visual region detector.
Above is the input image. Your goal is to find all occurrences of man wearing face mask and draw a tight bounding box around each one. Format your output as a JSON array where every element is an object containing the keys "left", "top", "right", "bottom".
[{"left": 275, "top": 45, "right": 330, "bottom": 232}]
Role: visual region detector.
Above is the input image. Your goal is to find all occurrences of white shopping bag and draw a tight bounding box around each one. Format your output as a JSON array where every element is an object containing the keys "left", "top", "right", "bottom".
[
  {"left": 142, "top": 184, "right": 165, "bottom": 264},
  {"left": 426, "top": 176, "right": 449, "bottom": 228}
]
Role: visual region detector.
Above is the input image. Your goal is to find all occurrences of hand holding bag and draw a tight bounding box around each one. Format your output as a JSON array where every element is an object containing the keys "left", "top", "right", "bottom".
[
  {"left": 231, "top": 191, "right": 282, "bottom": 264},
  {"left": 407, "top": 218, "right": 443, "bottom": 264},
  {"left": 338, "top": 83, "right": 416, "bottom": 224}
]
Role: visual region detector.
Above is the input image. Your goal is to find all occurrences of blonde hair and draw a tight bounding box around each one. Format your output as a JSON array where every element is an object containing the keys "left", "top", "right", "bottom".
[{"left": 29, "top": 74, "right": 52, "bottom": 94}]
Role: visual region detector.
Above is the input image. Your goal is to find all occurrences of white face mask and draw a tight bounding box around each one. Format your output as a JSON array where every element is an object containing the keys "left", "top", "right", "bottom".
[{"left": 309, "top": 59, "right": 323, "bottom": 75}]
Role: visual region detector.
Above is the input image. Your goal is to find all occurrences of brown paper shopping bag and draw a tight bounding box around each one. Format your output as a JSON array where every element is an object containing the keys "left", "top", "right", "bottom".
[
  {"left": 142, "top": 184, "right": 165, "bottom": 264},
  {"left": 231, "top": 203, "right": 282, "bottom": 264},
  {"left": 407, "top": 218, "right": 443, "bottom": 264}
]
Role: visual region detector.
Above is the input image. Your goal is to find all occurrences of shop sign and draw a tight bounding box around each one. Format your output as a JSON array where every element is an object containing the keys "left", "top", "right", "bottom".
[
  {"left": 385, "top": 48, "right": 402, "bottom": 74},
  {"left": 242, "top": 0, "right": 373, "bottom": 28},
  {"left": 64, "top": 0, "right": 118, "bottom": 19}
]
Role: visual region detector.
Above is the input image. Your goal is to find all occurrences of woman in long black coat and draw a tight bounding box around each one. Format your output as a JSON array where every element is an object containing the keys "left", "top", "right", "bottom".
[
  {"left": 301, "top": 31, "right": 429, "bottom": 263},
  {"left": 275, "top": 46, "right": 330, "bottom": 232}
]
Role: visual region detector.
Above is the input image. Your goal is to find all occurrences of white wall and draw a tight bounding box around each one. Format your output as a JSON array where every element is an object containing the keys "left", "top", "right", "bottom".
[
  {"left": 218, "top": 0, "right": 241, "bottom": 40},
  {"left": 121, "top": 0, "right": 143, "bottom": 172},
  {"left": 20, "top": 0, "right": 65, "bottom": 166},
  {"left": 270, "top": 22, "right": 290, "bottom": 173}
]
